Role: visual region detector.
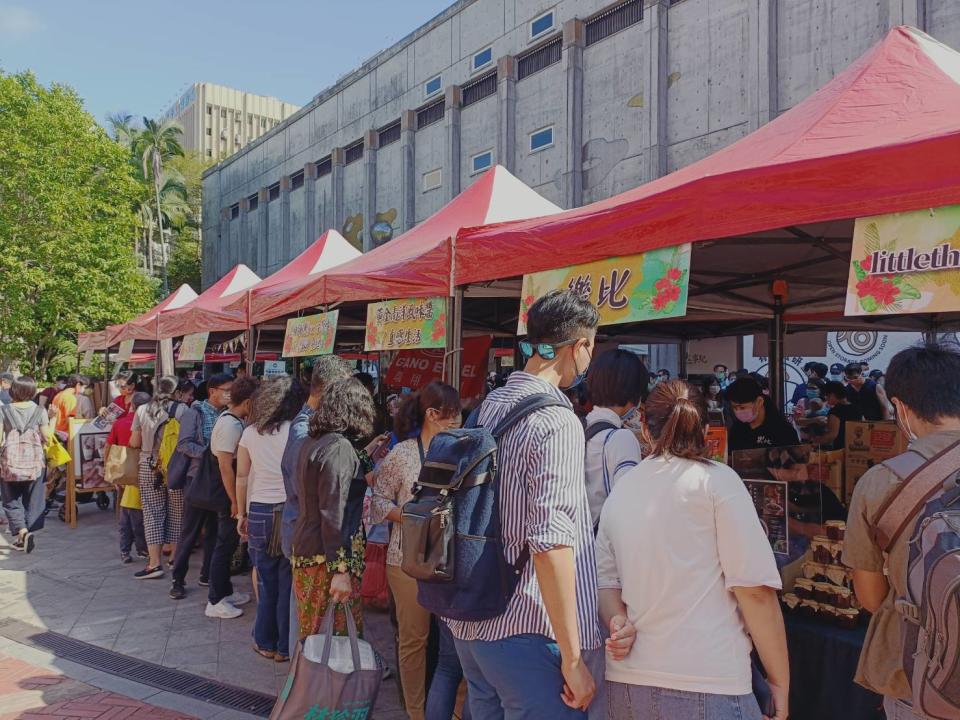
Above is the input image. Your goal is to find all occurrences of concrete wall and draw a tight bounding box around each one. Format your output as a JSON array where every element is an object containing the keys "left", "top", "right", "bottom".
[{"left": 202, "top": 0, "right": 960, "bottom": 287}]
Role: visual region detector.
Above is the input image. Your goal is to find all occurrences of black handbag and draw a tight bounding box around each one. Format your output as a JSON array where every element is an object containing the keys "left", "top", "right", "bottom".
[{"left": 184, "top": 447, "right": 230, "bottom": 513}]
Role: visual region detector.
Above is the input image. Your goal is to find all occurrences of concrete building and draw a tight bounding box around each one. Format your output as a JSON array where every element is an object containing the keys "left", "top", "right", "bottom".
[
  {"left": 164, "top": 82, "right": 299, "bottom": 162},
  {"left": 201, "top": 0, "right": 960, "bottom": 288}
]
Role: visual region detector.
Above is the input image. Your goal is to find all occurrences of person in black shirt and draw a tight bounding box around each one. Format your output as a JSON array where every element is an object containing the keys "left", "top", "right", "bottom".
[
  {"left": 726, "top": 377, "right": 799, "bottom": 452},
  {"left": 817, "top": 381, "right": 858, "bottom": 451},
  {"left": 843, "top": 362, "right": 889, "bottom": 421}
]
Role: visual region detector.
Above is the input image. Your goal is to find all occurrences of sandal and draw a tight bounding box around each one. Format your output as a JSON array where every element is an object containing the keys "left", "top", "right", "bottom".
[
  {"left": 274, "top": 653, "right": 289, "bottom": 663},
  {"left": 253, "top": 645, "right": 275, "bottom": 660}
]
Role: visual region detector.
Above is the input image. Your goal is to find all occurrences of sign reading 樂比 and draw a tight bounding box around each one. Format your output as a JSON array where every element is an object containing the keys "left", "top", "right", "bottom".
[
  {"left": 283, "top": 310, "right": 339, "bottom": 358},
  {"left": 365, "top": 297, "right": 446, "bottom": 351},
  {"left": 517, "top": 245, "right": 691, "bottom": 334},
  {"left": 846, "top": 204, "right": 960, "bottom": 316},
  {"left": 178, "top": 332, "right": 209, "bottom": 362}
]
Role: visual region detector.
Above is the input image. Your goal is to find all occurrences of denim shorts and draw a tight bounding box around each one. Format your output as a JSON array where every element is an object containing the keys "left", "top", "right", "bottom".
[{"left": 607, "top": 683, "right": 762, "bottom": 720}]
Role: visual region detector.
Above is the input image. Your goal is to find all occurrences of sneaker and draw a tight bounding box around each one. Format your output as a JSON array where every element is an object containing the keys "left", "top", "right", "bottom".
[
  {"left": 137, "top": 550, "right": 149, "bottom": 559},
  {"left": 198, "top": 576, "right": 209, "bottom": 587},
  {"left": 223, "top": 591, "right": 250, "bottom": 606},
  {"left": 22, "top": 533, "right": 33, "bottom": 554},
  {"left": 205, "top": 600, "right": 242, "bottom": 619},
  {"left": 11, "top": 538, "right": 24, "bottom": 552},
  {"left": 121, "top": 553, "right": 132, "bottom": 564},
  {"left": 169, "top": 581, "right": 186, "bottom": 600},
  {"left": 134, "top": 565, "right": 164, "bottom": 580}
]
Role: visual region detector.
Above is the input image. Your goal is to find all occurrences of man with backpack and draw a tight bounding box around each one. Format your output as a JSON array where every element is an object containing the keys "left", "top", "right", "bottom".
[
  {"left": 843, "top": 344, "right": 960, "bottom": 719},
  {"left": 446, "top": 290, "right": 604, "bottom": 719}
]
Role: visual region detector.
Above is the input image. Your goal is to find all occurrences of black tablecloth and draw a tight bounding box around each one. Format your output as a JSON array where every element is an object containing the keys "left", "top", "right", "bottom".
[{"left": 785, "top": 614, "right": 884, "bottom": 720}]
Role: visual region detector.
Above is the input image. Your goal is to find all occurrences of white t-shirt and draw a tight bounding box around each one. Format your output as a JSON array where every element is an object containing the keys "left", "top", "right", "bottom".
[
  {"left": 596, "top": 455, "right": 781, "bottom": 696},
  {"left": 584, "top": 407, "right": 642, "bottom": 527},
  {"left": 239, "top": 421, "right": 290, "bottom": 505},
  {"left": 211, "top": 412, "right": 244, "bottom": 456}
]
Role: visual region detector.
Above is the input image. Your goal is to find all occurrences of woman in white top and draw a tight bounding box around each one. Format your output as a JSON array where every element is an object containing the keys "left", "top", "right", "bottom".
[
  {"left": 236, "top": 376, "right": 306, "bottom": 663},
  {"left": 596, "top": 379, "right": 789, "bottom": 720},
  {"left": 583, "top": 349, "right": 646, "bottom": 529}
]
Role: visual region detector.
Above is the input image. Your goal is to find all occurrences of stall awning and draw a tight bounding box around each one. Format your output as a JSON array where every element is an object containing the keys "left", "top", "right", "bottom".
[
  {"left": 455, "top": 27, "right": 960, "bottom": 289},
  {"left": 157, "top": 265, "right": 261, "bottom": 339},
  {"left": 250, "top": 165, "right": 562, "bottom": 322},
  {"left": 77, "top": 283, "right": 199, "bottom": 351},
  {"left": 223, "top": 230, "right": 361, "bottom": 326}
]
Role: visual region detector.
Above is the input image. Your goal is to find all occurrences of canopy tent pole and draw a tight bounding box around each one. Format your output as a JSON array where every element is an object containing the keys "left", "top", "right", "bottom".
[
  {"left": 102, "top": 347, "right": 110, "bottom": 407},
  {"left": 245, "top": 289, "right": 254, "bottom": 376},
  {"left": 924, "top": 316, "right": 940, "bottom": 345},
  {"left": 679, "top": 339, "right": 689, "bottom": 378},
  {"left": 445, "top": 288, "right": 464, "bottom": 391},
  {"left": 769, "top": 281, "right": 788, "bottom": 410}
]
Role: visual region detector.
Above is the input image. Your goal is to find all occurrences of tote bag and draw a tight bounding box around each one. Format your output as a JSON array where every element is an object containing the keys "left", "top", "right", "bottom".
[
  {"left": 270, "top": 604, "right": 382, "bottom": 720},
  {"left": 104, "top": 445, "right": 140, "bottom": 486}
]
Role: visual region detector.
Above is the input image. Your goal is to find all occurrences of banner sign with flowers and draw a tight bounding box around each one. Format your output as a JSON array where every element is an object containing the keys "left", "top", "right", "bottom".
[
  {"left": 517, "top": 244, "right": 691, "bottom": 334},
  {"left": 365, "top": 297, "right": 447, "bottom": 351},
  {"left": 282, "top": 310, "right": 339, "bottom": 358},
  {"left": 846, "top": 204, "right": 960, "bottom": 316}
]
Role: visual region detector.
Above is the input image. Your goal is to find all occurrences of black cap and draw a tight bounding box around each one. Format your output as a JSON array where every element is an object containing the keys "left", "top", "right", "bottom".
[{"left": 829, "top": 363, "right": 845, "bottom": 374}]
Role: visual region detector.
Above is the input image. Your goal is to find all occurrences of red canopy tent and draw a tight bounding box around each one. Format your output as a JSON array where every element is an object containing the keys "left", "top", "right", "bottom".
[
  {"left": 157, "top": 265, "right": 261, "bottom": 339},
  {"left": 224, "top": 229, "right": 361, "bottom": 326},
  {"left": 455, "top": 27, "right": 960, "bottom": 294},
  {"left": 251, "top": 165, "right": 562, "bottom": 322},
  {"left": 77, "top": 283, "right": 198, "bottom": 351}
]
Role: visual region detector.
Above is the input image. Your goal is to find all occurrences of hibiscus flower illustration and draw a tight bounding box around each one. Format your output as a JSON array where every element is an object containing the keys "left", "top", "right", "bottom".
[
  {"left": 431, "top": 313, "right": 447, "bottom": 343},
  {"left": 667, "top": 267, "right": 682, "bottom": 282},
  {"left": 856, "top": 276, "right": 898, "bottom": 306}
]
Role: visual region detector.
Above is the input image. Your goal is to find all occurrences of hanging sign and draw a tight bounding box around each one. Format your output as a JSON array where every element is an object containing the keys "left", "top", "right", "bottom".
[
  {"left": 365, "top": 297, "right": 447, "bottom": 351},
  {"left": 518, "top": 244, "right": 691, "bottom": 334},
  {"left": 264, "top": 360, "right": 288, "bottom": 378},
  {"left": 117, "top": 340, "right": 134, "bottom": 363},
  {"left": 846, "top": 204, "right": 960, "bottom": 316},
  {"left": 159, "top": 338, "right": 174, "bottom": 375},
  {"left": 282, "top": 310, "right": 339, "bottom": 358},
  {"left": 385, "top": 335, "right": 492, "bottom": 398},
  {"left": 82, "top": 349, "right": 95, "bottom": 368},
  {"left": 178, "top": 332, "right": 209, "bottom": 362}
]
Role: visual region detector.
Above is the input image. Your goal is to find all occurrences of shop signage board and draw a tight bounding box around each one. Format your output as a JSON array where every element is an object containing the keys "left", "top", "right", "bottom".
[
  {"left": 517, "top": 244, "right": 691, "bottom": 334},
  {"left": 846, "top": 203, "right": 960, "bottom": 316},
  {"left": 264, "top": 360, "right": 288, "bottom": 378},
  {"left": 743, "top": 478, "right": 789, "bottom": 556},
  {"left": 117, "top": 340, "right": 134, "bottom": 363},
  {"left": 282, "top": 310, "right": 339, "bottom": 358},
  {"left": 178, "top": 332, "right": 209, "bottom": 362},
  {"left": 385, "top": 335, "right": 492, "bottom": 398},
  {"left": 365, "top": 297, "right": 447, "bottom": 351}
]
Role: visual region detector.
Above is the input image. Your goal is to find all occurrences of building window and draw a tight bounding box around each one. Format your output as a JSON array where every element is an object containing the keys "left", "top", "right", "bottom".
[
  {"left": 471, "top": 151, "right": 493, "bottom": 174},
  {"left": 472, "top": 47, "right": 493, "bottom": 73},
  {"left": 290, "top": 170, "right": 304, "bottom": 190},
  {"left": 424, "top": 74, "right": 443, "bottom": 98},
  {"left": 248, "top": 116, "right": 253, "bottom": 125},
  {"left": 345, "top": 141, "right": 364, "bottom": 164},
  {"left": 518, "top": 36, "right": 562, "bottom": 80},
  {"left": 230, "top": 203, "right": 240, "bottom": 220},
  {"left": 248, "top": 193, "right": 259, "bottom": 211},
  {"left": 206, "top": 105, "right": 212, "bottom": 115},
  {"left": 462, "top": 71, "right": 497, "bottom": 107},
  {"left": 378, "top": 120, "right": 401, "bottom": 147},
  {"left": 268, "top": 183, "right": 280, "bottom": 201},
  {"left": 261, "top": 119, "right": 267, "bottom": 128},
  {"left": 206, "top": 149, "right": 212, "bottom": 157},
  {"left": 530, "top": 126, "right": 554, "bottom": 153},
  {"left": 530, "top": 11, "right": 554, "bottom": 40},
  {"left": 416, "top": 99, "right": 445, "bottom": 129},
  {"left": 585, "top": 0, "right": 643, "bottom": 46},
  {"left": 206, "top": 128, "right": 212, "bottom": 136},
  {"left": 422, "top": 169, "right": 442, "bottom": 192},
  {"left": 316, "top": 157, "right": 332, "bottom": 177},
  {"left": 220, "top": 108, "right": 227, "bottom": 118}
]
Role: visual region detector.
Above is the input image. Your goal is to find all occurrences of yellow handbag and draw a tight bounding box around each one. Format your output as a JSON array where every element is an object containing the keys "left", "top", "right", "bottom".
[{"left": 45, "top": 434, "right": 71, "bottom": 468}]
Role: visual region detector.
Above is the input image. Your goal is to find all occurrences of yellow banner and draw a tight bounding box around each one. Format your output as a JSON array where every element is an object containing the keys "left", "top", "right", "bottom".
[
  {"left": 846, "top": 204, "right": 960, "bottom": 316},
  {"left": 177, "top": 332, "right": 209, "bottom": 362},
  {"left": 518, "top": 245, "right": 691, "bottom": 334},
  {"left": 282, "top": 310, "right": 339, "bottom": 358},
  {"left": 365, "top": 297, "right": 446, "bottom": 351}
]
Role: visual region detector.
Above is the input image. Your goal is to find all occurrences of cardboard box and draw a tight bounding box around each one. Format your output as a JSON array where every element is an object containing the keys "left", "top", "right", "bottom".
[{"left": 844, "top": 421, "right": 908, "bottom": 503}]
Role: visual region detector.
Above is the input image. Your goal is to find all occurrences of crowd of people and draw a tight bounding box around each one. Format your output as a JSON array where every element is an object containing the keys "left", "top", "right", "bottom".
[{"left": 0, "top": 289, "right": 953, "bottom": 720}]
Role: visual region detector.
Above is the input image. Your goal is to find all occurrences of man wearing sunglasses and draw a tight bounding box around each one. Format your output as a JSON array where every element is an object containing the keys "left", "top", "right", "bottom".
[{"left": 448, "top": 289, "right": 608, "bottom": 719}]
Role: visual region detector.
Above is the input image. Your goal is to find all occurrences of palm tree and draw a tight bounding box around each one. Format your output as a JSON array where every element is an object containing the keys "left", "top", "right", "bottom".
[
  {"left": 107, "top": 112, "right": 137, "bottom": 148},
  {"left": 135, "top": 117, "right": 185, "bottom": 294}
]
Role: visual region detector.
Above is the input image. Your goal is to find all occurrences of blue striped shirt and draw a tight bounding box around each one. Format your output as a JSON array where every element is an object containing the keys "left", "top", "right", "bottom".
[{"left": 447, "top": 372, "right": 602, "bottom": 650}]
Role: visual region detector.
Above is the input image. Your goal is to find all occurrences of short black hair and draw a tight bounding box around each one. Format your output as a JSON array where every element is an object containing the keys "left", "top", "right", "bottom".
[
  {"left": 588, "top": 349, "right": 648, "bottom": 407},
  {"left": 207, "top": 373, "right": 233, "bottom": 390},
  {"left": 10, "top": 376, "right": 36, "bottom": 402},
  {"left": 886, "top": 344, "right": 960, "bottom": 422},
  {"left": 657, "top": 369, "right": 670, "bottom": 376},
  {"left": 310, "top": 356, "right": 350, "bottom": 396},
  {"left": 725, "top": 377, "right": 763, "bottom": 404},
  {"left": 354, "top": 371, "right": 376, "bottom": 396},
  {"left": 803, "top": 362, "right": 828, "bottom": 378},
  {"left": 525, "top": 290, "right": 600, "bottom": 344},
  {"left": 844, "top": 362, "right": 863, "bottom": 377},
  {"left": 822, "top": 381, "right": 846, "bottom": 400},
  {"left": 230, "top": 376, "right": 259, "bottom": 405}
]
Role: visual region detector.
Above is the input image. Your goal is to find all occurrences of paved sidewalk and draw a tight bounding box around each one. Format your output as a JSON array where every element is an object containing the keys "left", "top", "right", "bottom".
[{"left": 0, "top": 502, "right": 406, "bottom": 719}]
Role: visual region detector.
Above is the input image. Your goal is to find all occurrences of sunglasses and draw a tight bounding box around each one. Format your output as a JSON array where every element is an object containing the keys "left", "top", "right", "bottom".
[{"left": 518, "top": 338, "right": 577, "bottom": 361}]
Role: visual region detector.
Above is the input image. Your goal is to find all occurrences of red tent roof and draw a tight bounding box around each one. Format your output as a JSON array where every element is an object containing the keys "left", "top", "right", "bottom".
[
  {"left": 77, "top": 284, "right": 198, "bottom": 350},
  {"left": 157, "top": 265, "right": 261, "bottom": 339},
  {"left": 455, "top": 27, "right": 960, "bottom": 285},
  {"left": 251, "top": 165, "right": 562, "bottom": 321},
  {"left": 224, "top": 230, "right": 361, "bottom": 325}
]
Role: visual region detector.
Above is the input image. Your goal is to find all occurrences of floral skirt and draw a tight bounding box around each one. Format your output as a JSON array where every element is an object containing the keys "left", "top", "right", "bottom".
[{"left": 292, "top": 563, "right": 364, "bottom": 640}]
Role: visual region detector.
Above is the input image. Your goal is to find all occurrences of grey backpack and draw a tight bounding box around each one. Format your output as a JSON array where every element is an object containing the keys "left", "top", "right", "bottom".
[{"left": 874, "top": 440, "right": 960, "bottom": 719}]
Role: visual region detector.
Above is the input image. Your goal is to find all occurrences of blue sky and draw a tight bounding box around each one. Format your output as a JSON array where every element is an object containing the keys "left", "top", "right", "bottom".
[{"left": 0, "top": 0, "right": 452, "bottom": 124}]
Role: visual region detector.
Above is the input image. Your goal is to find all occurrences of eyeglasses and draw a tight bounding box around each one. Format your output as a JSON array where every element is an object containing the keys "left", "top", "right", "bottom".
[{"left": 518, "top": 338, "right": 577, "bottom": 360}]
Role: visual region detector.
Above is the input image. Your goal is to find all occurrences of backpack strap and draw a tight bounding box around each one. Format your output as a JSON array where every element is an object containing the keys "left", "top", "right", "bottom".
[
  {"left": 872, "top": 440, "right": 960, "bottom": 552},
  {"left": 584, "top": 420, "right": 618, "bottom": 443},
  {"left": 491, "top": 393, "right": 570, "bottom": 438}
]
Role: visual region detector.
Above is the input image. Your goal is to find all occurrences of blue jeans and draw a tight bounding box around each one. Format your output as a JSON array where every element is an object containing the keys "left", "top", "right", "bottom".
[
  {"left": 454, "top": 633, "right": 586, "bottom": 720},
  {"left": 426, "top": 622, "right": 471, "bottom": 720},
  {"left": 607, "top": 683, "right": 762, "bottom": 720},
  {"left": 248, "top": 502, "right": 292, "bottom": 656}
]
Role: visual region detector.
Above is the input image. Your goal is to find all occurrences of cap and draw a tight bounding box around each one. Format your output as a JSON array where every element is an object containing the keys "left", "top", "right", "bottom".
[{"left": 829, "top": 363, "right": 845, "bottom": 375}]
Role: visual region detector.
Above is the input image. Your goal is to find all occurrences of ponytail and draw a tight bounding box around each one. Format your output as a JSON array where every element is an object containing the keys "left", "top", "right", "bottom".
[
  {"left": 644, "top": 380, "right": 709, "bottom": 462},
  {"left": 147, "top": 375, "right": 178, "bottom": 423},
  {"left": 394, "top": 381, "right": 460, "bottom": 438}
]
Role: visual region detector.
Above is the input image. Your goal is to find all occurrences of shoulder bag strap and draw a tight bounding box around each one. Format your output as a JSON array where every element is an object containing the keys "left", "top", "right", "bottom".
[
  {"left": 416, "top": 435, "right": 425, "bottom": 464},
  {"left": 584, "top": 420, "right": 618, "bottom": 443},
  {"left": 491, "top": 393, "right": 569, "bottom": 439},
  {"left": 872, "top": 440, "right": 960, "bottom": 552}
]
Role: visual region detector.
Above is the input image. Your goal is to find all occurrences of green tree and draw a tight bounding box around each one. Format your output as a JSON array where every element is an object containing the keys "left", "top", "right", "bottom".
[{"left": 0, "top": 70, "right": 154, "bottom": 376}]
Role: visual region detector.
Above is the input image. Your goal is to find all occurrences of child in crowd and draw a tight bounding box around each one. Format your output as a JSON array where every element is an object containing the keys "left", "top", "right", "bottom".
[{"left": 105, "top": 392, "right": 150, "bottom": 563}]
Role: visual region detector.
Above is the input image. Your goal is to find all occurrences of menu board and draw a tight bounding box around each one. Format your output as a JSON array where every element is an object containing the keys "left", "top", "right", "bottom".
[{"left": 743, "top": 479, "right": 789, "bottom": 555}]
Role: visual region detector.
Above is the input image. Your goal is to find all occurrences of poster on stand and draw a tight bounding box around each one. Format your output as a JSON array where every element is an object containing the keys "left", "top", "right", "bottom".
[
  {"left": 178, "top": 332, "right": 209, "bottom": 362},
  {"left": 846, "top": 203, "right": 960, "bottom": 316},
  {"left": 70, "top": 418, "right": 114, "bottom": 490},
  {"left": 385, "top": 335, "right": 492, "bottom": 398},
  {"left": 365, "top": 297, "right": 447, "bottom": 351},
  {"left": 282, "top": 310, "right": 339, "bottom": 358},
  {"left": 117, "top": 340, "right": 134, "bottom": 363},
  {"left": 518, "top": 244, "right": 691, "bottom": 334},
  {"left": 743, "top": 479, "right": 789, "bottom": 556}
]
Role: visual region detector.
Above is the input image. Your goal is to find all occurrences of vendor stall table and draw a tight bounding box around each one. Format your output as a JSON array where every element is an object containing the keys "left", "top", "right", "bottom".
[{"left": 785, "top": 614, "right": 883, "bottom": 720}]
